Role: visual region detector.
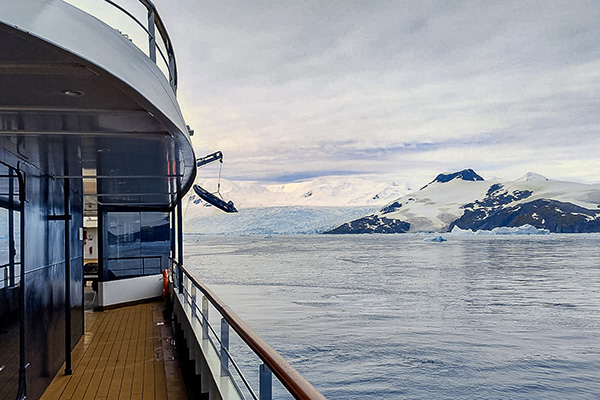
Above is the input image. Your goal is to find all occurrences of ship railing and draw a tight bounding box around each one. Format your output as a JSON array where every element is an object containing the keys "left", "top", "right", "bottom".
[
  {"left": 171, "top": 259, "right": 326, "bottom": 400},
  {"left": 0, "top": 262, "right": 7, "bottom": 289},
  {"left": 0, "top": 261, "right": 21, "bottom": 289},
  {"left": 66, "top": 0, "right": 177, "bottom": 92},
  {"left": 105, "top": 254, "right": 163, "bottom": 277}
]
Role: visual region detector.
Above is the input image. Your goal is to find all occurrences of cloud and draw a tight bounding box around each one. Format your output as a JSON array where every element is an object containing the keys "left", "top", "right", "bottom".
[{"left": 160, "top": 0, "right": 600, "bottom": 185}]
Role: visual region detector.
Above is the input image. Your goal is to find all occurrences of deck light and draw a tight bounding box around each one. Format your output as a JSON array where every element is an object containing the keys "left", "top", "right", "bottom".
[{"left": 62, "top": 89, "right": 85, "bottom": 97}]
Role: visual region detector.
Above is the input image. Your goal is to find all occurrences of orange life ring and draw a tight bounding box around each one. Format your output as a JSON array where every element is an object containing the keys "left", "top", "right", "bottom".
[{"left": 162, "top": 269, "right": 169, "bottom": 298}]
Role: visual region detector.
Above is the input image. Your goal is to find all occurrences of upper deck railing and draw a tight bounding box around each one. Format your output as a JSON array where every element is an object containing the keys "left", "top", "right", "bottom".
[{"left": 68, "top": 0, "right": 178, "bottom": 93}]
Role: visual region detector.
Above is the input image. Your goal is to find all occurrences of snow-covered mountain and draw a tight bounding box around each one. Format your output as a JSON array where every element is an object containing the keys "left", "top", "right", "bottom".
[
  {"left": 326, "top": 170, "right": 600, "bottom": 234},
  {"left": 183, "top": 176, "right": 409, "bottom": 234},
  {"left": 187, "top": 176, "right": 409, "bottom": 209}
]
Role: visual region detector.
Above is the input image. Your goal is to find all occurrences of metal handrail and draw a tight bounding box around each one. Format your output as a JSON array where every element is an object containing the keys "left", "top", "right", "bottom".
[
  {"left": 0, "top": 261, "right": 21, "bottom": 268},
  {"left": 86, "top": 0, "right": 178, "bottom": 92},
  {"left": 0, "top": 263, "right": 6, "bottom": 288},
  {"left": 181, "top": 282, "right": 259, "bottom": 399},
  {"left": 142, "top": 0, "right": 178, "bottom": 90},
  {"left": 106, "top": 254, "right": 163, "bottom": 276},
  {"left": 0, "top": 261, "right": 21, "bottom": 289},
  {"left": 177, "top": 263, "right": 327, "bottom": 400}
]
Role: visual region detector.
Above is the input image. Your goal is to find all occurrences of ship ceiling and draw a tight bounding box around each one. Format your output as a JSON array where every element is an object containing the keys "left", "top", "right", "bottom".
[{"left": 0, "top": 20, "right": 194, "bottom": 211}]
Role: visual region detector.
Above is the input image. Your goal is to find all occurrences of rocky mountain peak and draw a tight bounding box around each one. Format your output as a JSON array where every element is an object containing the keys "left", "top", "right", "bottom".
[{"left": 421, "top": 169, "right": 484, "bottom": 190}]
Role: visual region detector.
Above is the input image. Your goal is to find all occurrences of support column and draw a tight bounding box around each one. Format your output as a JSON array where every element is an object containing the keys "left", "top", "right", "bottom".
[
  {"left": 176, "top": 200, "right": 183, "bottom": 294},
  {"left": 8, "top": 169, "right": 15, "bottom": 287},
  {"left": 64, "top": 177, "right": 72, "bottom": 375},
  {"left": 16, "top": 168, "right": 27, "bottom": 400},
  {"left": 177, "top": 199, "right": 183, "bottom": 265},
  {"left": 170, "top": 208, "right": 176, "bottom": 262}
]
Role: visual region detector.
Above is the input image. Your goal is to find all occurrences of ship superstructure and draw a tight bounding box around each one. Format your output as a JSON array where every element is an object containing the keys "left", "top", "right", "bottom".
[
  {"left": 0, "top": 0, "right": 195, "bottom": 398},
  {"left": 0, "top": 1, "right": 324, "bottom": 399}
]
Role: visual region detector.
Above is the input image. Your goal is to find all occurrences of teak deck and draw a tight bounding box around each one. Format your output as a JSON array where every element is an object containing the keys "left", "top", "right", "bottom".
[{"left": 40, "top": 301, "right": 187, "bottom": 400}]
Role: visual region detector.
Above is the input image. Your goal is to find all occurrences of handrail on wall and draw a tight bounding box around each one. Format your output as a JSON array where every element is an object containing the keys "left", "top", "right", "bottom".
[{"left": 175, "top": 262, "right": 326, "bottom": 400}]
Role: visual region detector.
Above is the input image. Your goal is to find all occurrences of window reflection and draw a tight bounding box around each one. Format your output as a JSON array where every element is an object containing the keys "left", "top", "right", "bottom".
[{"left": 104, "top": 211, "right": 169, "bottom": 280}]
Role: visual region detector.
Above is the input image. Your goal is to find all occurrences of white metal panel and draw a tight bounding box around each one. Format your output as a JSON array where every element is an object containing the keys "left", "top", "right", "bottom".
[{"left": 97, "top": 274, "right": 163, "bottom": 307}]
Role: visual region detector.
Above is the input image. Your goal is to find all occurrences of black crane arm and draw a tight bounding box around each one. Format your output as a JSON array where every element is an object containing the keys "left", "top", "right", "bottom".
[
  {"left": 196, "top": 151, "right": 223, "bottom": 167},
  {"left": 193, "top": 150, "right": 237, "bottom": 213}
]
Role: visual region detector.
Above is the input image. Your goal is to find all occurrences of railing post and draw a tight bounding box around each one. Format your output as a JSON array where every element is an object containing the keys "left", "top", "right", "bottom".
[
  {"left": 202, "top": 296, "right": 209, "bottom": 338},
  {"left": 191, "top": 285, "right": 197, "bottom": 321},
  {"left": 259, "top": 364, "right": 272, "bottom": 400},
  {"left": 220, "top": 318, "right": 229, "bottom": 376},
  {"left": 177, "top": 263, "right": 183, "bottom": 294},
  {"left": 183, "top": 274, "right": 188, "bottom": 305},
  {"left": 147, "top": 8, "right": 156, "bottom": 62},
  {"left": 168, "top": 56, "right": 176, "bottom": 92}
]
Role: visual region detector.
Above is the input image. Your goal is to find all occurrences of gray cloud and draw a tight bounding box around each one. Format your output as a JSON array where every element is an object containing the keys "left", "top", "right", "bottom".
[{"left": 159, "top": 0, "right": 600, "bottom": 186}]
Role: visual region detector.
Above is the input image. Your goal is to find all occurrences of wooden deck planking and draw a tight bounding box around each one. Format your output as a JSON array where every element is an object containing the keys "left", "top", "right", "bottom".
[
  {"left": 151, "top": 305, "right": 168, "bottom": 400},
  {"left": 42, "top": 308, "right": 116, "bottom": 399},
  {"left": 116, "top": 305, "right": 139, "bottom": 399},
  {"left": 82, "top": 308, "right": 125, "bottom": 400},
  {"left": 95, "top": 304, "right": 130, "bottom": 399},
  {"left": 0, "top": 321, "right": 20, "bottom": 400},
  {"left": 72, "top": 308, "right": 120, "bottom": 399},
  {"left": 107, "top": 305, "right": 137, "bottom": 400},
  {"left": 40, "top": 301, "right": 180, "bottom": 400}
]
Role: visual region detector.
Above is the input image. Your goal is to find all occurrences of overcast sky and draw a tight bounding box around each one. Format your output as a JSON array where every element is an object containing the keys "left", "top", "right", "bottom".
[{"left": 77, "top": 0, "right": 600, "bottom": 186}]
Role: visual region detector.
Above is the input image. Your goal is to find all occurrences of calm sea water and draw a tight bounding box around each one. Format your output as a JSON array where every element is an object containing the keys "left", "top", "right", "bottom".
[{"left": 185, "top": 234, "right": 600, "bottom": 399}]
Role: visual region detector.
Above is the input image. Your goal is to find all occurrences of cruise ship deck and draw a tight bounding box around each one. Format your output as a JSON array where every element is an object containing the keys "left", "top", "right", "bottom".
[
  {"left": 0, "top": 1, "right": 325, "bottom": 399},
  {"left": 39, "top": 299, "right": 186, "bottom": 400}
]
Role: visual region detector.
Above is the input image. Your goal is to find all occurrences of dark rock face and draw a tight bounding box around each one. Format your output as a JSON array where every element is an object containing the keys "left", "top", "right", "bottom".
[
  {"left": 380, "top": 201, "right": 402, "bottom": 214},
  {"left": 434, "top": 169, "right": 484, "bottom": 183},
  {"left": 324, "top": 215, "right": 410, "bottom": 234},
  {"left": 461, "top": 184, "right": 533, "bottom": 210},
  {"left": 448, "top": 184, "right": 536, "bottom": 232},
  {"left": 451, "top": 199, "right": 600, "bottom": 233},
  {"left": 421, "top": 169, "right": 484, "bottom": 190}
]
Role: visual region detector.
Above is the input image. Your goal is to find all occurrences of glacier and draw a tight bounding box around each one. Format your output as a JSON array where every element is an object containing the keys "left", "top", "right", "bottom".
[
  {"left": 183, "top": 175, "right": 408, "bottom": 235},
  {"left": 185, "top": 206, "right": 378, "bottom": 235}
]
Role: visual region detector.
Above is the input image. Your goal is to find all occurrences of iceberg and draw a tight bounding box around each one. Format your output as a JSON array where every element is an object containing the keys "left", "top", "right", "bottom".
[
  {"left": 450, "top": 226, "right": 475, "bottom": 235},
  {"left": 449, "top": 224, "right": 550, "bottom": 235},
  {"left": 423, "top": 235, "right": 447, "bottom": 242},
  {"left": 489, "top": 225, "right": 550, "bottom": 235},
  {"left": 477, "top": 224, "right": 550, "bottom": 235}
]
